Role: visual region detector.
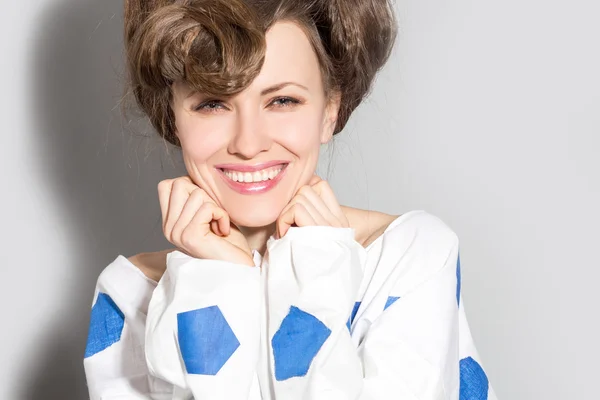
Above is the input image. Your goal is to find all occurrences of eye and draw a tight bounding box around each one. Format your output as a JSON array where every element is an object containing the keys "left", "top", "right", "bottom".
[
  {"left": 269, "top": 96, "right": 301, "bottom": 108},
  {"left": 193, "top": 99, "right": 227, "bottom": 113}
]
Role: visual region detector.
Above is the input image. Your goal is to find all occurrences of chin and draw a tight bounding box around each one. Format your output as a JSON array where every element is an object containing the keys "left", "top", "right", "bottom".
[{"left": 227, "top": 206, "right": 281, "bottom": 228}]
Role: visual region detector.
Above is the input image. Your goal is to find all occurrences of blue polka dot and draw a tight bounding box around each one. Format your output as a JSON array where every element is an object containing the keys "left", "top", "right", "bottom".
[
  {"left": 460, "top": 356, "right": 489, "bottom": 400},
  {"left": 346, "top": 301, "right": 361, "bottom": 332},
  {"left": 456, "top": 252, "right": 462, "bottom": 306},
  {"left": 272, "top": 306, "right": 331, "bottom": 381},
  {"left": 384, "top": 296, "right": 400, "bottom": 310},
  {"left": 84, "top": 293, "right": 125, "bottom": 358},
  {"left": 177, "top": 305, "right": 240, "bottom": 375}
]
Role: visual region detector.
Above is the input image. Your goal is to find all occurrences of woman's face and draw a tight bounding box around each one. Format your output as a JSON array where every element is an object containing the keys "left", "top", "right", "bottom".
[{"left": 171, "top": 21, "right": 339, "bottom": 228}]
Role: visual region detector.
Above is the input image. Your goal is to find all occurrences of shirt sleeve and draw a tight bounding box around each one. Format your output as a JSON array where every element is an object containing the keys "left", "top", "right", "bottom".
[
  {"left": 264, "top": 225, "right": 497, "bottom": 400},
  {"left": 144, "top": 250, "right": 262, "bottom": 399},
  {"left": 357, "top": 235, "right": 498, "bottom": 400},
  {"left": 264, "top": 226, "right": 366, "bottom": 399},
  {"left": 83, "top": 256, "right": 174, "bottom": 400}
]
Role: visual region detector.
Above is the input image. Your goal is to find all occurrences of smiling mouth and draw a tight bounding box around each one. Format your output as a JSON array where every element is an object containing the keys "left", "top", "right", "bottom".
[{"left": 218, "top": 164, "right": 288, "bottom": 183}]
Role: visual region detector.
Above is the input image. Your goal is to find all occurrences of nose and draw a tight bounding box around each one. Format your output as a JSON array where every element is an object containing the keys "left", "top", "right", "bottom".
[{"left": 227, "top": 108, "right": 272, "bottom": 159}]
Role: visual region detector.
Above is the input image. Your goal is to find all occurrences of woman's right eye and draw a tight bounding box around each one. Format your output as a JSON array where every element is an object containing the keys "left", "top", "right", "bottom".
[{"left": 194, "top": 100, "right": 227, "bottom": 113}]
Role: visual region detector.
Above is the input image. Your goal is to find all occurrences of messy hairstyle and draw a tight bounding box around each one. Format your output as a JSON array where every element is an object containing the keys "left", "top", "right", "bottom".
[{"left": 124, "top": 0, "right": 397, "bottom": 147}]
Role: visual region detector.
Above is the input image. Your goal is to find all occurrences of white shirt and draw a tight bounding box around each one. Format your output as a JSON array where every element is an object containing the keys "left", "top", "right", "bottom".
[{"left": 83, "top": 209, "right": 498, "bottom": 400}]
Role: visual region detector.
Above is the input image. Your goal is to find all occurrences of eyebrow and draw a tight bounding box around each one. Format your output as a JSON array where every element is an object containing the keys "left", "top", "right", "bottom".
[
  {"left": 260, "top": 82, "right": 309, "bottom": 95},
  {"left": 185, "top": 89, "right": 200, "bottom": 99},
  {"left": 184, "top": 81, "right": 309, "bottom": 99}
]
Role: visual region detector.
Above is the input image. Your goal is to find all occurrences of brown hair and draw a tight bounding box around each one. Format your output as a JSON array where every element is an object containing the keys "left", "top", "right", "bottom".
[{"left": 124, "top": 0, "right": 397, "bottom": 147}]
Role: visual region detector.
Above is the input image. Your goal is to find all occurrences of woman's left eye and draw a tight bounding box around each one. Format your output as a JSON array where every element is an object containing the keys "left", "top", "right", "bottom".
[{"left": 269, "top": 97, "right": 301, "bottom": 108}]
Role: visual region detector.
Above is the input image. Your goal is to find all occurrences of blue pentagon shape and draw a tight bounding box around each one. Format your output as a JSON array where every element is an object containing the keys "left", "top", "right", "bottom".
[
  {"left": 456, "top": 252, "right": 462, "bottom": 306},
  {"left": 84, "top": 292, "right": 125, "bottom": 358},
  {"left": 272, "top": 306, "right": 331, "bottom": 381},
  {"left": 177, "top": 305, "right": 240, "bottom": 375},
  {"left": 346, "top": 301, "right": 362, "bottom": 332},
  {"left": 460, "top": 356, "right": 489, "bottom": 400},
  {"left": 384, "top": 296, "right": 400, "bottom": 310}
]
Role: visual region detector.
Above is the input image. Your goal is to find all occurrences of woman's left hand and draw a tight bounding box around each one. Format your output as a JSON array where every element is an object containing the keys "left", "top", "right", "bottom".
[{"left": 276, "top": 174, "right": 349, "bottom": 239}]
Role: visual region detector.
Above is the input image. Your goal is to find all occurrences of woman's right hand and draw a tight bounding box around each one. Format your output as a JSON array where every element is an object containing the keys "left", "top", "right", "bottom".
[{"left": 158, "top": 176, "right": 255, "bottom": 267}]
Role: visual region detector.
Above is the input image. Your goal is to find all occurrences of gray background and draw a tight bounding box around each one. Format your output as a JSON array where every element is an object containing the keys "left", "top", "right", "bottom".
[{"left": 1, "top": 0, "right": 598, "bottom": 399}]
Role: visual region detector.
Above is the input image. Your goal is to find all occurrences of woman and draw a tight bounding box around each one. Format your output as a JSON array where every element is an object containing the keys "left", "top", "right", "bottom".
[{"left": 83, "top": 0, "right": 497, "bottom": 399}]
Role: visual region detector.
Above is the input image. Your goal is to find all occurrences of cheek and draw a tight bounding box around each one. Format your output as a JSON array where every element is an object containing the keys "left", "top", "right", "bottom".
[
  {"left": 267, "top": 110, "right": 324, "bottom": 152},
  {"left": 175, "top": 114, "right": 228, "bottom": 161}
]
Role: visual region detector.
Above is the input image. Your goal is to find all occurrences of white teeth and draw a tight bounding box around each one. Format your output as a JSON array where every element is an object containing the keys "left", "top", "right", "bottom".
[{"left": 223, "top": 165, "right": 284, "bottom": 183}]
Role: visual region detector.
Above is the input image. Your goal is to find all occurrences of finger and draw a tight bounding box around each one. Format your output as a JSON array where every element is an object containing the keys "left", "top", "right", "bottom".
[
  {"left": 297, "top": 186, "right": 341, "bottom": 227},
  {"left": 158, "top": 179, "right": 174, "bottom": 229},
  {"left": 179, "top": 202, "right": 227, "bottom": 251},
  {"left": 163, "top": 178, "right": 199, "bottom": 238},
  {"left": 210, "top": 220, "right": 222, "bottom": 236},
  {"left": 187, "top": 201, "right": 229, "bottom": 239},
  {"left": 159, "top": 176, "right": 205, "bottom": 230},
  {"left": 275, "top": 198, "right": 299, "bottom": 238},
  {"left": 217, "top": 210, "right": 231, "bottom": 236},
  {"left": 310, "top": 180, "right": 349, "bottom": 227},
  {"left": 171, "top": 188, "right": 207, "bottom": 242},
  {"left": 308, "top": 174, "right": 322, "bottom": 186},
  {"left": 292, "top": 193, "right": 329, "bottom": 226},
  {"left": 277, "top": 203, "right": 316, "bottom": 238}
]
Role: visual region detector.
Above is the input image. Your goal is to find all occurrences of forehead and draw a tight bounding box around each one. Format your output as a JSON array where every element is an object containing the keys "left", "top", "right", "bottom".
[{"left": 252, "top": 21, "right": 322, "bottom": 90}]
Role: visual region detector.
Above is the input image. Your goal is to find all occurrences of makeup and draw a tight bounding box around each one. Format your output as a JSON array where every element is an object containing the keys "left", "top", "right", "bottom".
[{"left": 216, "top": 163, "right": 289, "bottom": 195}]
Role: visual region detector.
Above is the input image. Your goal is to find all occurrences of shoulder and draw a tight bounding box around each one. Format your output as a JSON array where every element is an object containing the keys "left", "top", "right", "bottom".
[
  {"left": 359, "top": 210, "right": 460, "bottom": 295},
  {"left": 341, "top": 206, "right": 402, "bottom": 248},
  {"left": 380, "top": 210, "right": 460, "bottom": 293},
  {"left": 90, "top": 251, "right": 171, "bottom": 315},
  {"left": 379, "top": 210, "right": 459, "bottom": 262},
  {"left": 342, "top": 206, "right": 458, "bottom": 250},
  {"left": 126, "top": 248, "right": 177, "bottom": 283},
  {"left": 387, "top": 210, "right": 458, "bottom": 243}
]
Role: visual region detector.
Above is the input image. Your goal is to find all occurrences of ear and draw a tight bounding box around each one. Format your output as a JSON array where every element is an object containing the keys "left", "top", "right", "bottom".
[{"left": 320, "top": 90, "right": 341, "bottom": 144}]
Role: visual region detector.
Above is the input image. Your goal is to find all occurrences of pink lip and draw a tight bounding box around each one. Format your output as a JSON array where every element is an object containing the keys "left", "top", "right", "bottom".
[
  {"left": 214, "top": 160, "right": 290, "bottom": 173},
  {"left": 216, "top": 163, "right": 289, "bottom": 195}
]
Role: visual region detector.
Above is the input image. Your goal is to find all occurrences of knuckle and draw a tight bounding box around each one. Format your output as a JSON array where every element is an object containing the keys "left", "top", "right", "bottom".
[
  {"left": 316, "top": 180, "right": 330, "bottom": 192},
  {"left": 189, "top": 188, "right": 204, "bottom": 200},
  {"left": 315, "top": 179, "right": 328, "bottom": 188},
  {"left": 292, "top": 198, "right": 307, "bottom": 210},
  {"left": 172, "top": 176, "right": 194, "bottom": 190},
  {"left": 172, "top": 179, "right": 187, "bottom": 191},
  {"left": 198, "top": 201, "right": 213, "bottom": 212},
  {"left": 157, "top": 179, "right": 172, "bottom": 192},
  {"left": 288, "top": 196, "right": 300, "bottom": 206},
  {"left": 180, "top": 230, "right": 195, "bottom": 248},
  {"left": 298, "top": 185, "right": 311, "bottom": 195}
]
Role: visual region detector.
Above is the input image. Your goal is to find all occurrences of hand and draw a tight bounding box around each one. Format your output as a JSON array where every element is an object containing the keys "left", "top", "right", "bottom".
[
  {"left": 276, "top": 174, "right": 350, "bottom": 239},
  {"left": 158, "top": 176, "right": 255, "bottom": 266}
]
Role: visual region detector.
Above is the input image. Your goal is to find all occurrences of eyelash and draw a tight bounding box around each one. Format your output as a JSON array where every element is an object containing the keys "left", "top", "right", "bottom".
[{"left": 193, "top": 96, "right": 301, "bottom": 113}]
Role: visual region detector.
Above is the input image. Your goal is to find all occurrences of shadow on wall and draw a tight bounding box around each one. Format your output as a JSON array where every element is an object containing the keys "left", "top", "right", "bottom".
[{"left": 21, "top": 0, "right": 182, "bottom": 399}]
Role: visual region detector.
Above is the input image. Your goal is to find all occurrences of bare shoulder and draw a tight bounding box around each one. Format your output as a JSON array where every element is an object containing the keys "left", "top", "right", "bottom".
[
  {"left": 341, "top": 206, "right": 401, "bottom": 248},
  {"left": 127, "top": 248, "right": 178, "bottom": 282}
]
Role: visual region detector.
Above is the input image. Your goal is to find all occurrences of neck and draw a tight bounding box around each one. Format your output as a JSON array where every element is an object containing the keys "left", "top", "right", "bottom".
[{"left": 238, "top": 222, "right": 277, "bottom": 257}]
